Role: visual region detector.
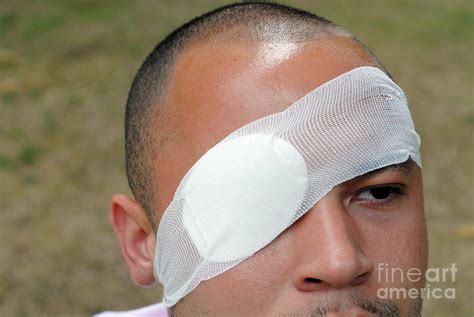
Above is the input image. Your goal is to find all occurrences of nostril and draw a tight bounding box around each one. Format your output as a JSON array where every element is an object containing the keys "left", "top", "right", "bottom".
[
  {"left": 352, "top": 272, "right": 370, "bottom": 285},
  {"left": 296, "top": 277, "right": 325, "bottom": 292}
]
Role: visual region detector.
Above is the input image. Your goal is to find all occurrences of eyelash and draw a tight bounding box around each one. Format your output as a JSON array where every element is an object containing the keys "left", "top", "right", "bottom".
[{"left": 353, "top": 184, "right": 404, "bottom": 206}]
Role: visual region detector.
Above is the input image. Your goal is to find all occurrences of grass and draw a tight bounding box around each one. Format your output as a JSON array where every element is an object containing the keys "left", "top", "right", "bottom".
[{"left": 0, "top": 1, "right": 472, "bottom": 316}]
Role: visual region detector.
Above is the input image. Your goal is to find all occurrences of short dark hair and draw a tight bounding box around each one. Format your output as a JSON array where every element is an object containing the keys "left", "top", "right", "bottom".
[{"left": 125, "top": 2, "right": 386, "bottom": 227}]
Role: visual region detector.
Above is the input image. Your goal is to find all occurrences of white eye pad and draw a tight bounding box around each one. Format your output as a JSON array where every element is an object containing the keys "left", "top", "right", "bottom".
[
  {"left": 154, "top": 66, "right": 422, "bottom": 306},
  {"left": 182, "top": 134, "right": 308, "bottom": 262}
]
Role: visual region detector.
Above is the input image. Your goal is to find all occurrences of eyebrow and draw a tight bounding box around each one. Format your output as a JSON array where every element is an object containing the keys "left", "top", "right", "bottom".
[{"left": 360, "top": 159, "right": 417, "bottom": 178}]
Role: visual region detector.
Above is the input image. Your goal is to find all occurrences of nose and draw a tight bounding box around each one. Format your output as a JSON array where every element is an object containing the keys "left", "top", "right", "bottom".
[{"left": 291, "top": 193, "right": 373, "bottom": 292}]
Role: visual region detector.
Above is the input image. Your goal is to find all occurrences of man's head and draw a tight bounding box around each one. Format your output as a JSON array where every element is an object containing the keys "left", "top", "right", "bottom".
[
  {"left": 110, "top": 2, "right": 427, "bottom": 316},
  {"left": 122, "top": 2, "right": 388, "bottom": 228}
]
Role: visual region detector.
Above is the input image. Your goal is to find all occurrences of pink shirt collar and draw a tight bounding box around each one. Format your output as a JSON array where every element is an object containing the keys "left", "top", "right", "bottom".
[{"left": 95, "top": 302, "right": 168, "bottom": 317}]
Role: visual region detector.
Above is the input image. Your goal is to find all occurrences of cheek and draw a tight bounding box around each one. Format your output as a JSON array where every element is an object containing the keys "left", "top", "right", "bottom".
[
  {"left": 360, "top": 208, "right": 427, "bottom": 316},
  {"left": 359, "top": 199, "right": 428, "bottom": 289},
  {"left": 394, "top": 194, "right": 428, "bottom": 280},
  {"left": 180, "top": 231, "right": 293, "bottom": 313}
]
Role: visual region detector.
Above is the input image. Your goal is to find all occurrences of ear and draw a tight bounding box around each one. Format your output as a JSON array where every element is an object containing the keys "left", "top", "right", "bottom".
[{"left": 110, "top": 194, "right": 156, "bottom": 287}]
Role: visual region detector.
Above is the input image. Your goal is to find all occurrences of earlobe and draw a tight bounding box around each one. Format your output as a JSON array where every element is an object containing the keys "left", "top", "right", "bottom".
[{"left": 110, "top": 194, "right": 156, "bottom": 287}]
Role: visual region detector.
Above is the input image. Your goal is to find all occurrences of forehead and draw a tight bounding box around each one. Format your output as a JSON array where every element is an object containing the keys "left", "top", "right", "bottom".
[
  {"left": 153, "top": 37, "right": 377, "bottom": 216},
  {"left": 165, "top": 37, "right": 375, "bottom": 149}
]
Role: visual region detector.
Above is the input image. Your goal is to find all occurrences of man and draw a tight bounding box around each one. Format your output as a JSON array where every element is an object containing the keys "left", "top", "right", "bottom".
[{"left": 101, "top": 2, "right": 428, "bottom": 316}]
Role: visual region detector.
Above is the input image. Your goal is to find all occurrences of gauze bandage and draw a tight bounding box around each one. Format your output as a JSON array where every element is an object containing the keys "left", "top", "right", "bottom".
[{"left": 154, "top": 66, "right": 421, "bottom": 306}]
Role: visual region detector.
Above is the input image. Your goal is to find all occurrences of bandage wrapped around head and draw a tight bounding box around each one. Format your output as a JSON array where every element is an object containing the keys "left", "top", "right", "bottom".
[{"left": 153, "top": 66, "right": 421, "bottom": 306}]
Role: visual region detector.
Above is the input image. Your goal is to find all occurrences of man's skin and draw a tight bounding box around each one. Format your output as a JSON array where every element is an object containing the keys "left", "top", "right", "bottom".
[{"left": 110, "top": 36, "right": 428, "bottom": 316}]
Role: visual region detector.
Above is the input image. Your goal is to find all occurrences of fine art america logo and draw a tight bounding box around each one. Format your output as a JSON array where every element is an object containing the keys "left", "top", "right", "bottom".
[{"left": 376, "top": 263, "right": 457, "bottom": 300}]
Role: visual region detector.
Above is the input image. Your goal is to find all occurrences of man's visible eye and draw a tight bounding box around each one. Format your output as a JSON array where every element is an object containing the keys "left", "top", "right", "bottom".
[{"left": 353, "top": 185, "right": 404, "bottom": 206}]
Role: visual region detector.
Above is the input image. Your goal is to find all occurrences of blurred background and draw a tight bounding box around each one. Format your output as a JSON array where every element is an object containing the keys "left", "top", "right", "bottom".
[{"left": 0, "top": 0, "right": 472, "bottom": 316}]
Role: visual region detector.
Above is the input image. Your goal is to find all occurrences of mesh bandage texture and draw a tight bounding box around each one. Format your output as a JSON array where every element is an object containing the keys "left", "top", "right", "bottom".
[{"left": 154, "top": 66, "right": 422, "bottom": 306}]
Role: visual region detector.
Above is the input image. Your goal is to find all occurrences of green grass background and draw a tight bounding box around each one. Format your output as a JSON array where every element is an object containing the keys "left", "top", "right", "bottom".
[{"left": 0, "top": 1, "right": 472, "bottom": 316}]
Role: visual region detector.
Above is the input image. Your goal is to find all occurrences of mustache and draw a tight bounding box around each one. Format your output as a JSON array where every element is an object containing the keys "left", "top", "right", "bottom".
[
  {"left": 280, "top": 295, "right": 422, "bottom": 317},
  {"left": 307, "top": 296, "right": 399, "bottom": 317}
]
